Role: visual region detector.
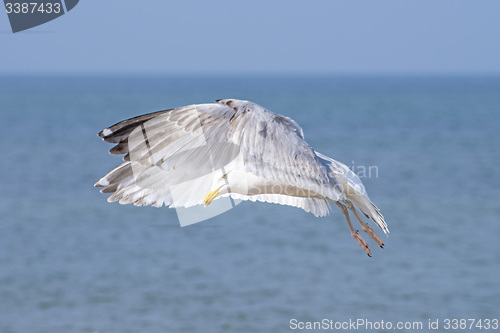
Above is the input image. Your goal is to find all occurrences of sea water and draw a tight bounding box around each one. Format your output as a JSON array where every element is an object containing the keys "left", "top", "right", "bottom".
[{"left": 0, "top": 75, "right": 499, "bottom": 332}]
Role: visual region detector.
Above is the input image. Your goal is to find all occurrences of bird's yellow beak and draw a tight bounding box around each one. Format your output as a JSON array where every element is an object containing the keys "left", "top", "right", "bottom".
[{"left": 203, "top": 185, "right": 223, "bottom": 207}]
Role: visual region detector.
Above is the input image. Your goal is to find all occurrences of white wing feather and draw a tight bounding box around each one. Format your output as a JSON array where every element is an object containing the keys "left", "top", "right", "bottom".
[{"left": 95, "top": 99, "right": 343, "bottom": 213}]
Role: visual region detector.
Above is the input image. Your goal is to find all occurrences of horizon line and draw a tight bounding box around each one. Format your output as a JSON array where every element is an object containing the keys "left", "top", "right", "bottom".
[{"left": 2, "top": 71, "right": 500, "bottom": 78}]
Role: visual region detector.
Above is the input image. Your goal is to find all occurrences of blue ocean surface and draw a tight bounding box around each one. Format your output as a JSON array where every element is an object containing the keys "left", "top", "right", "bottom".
[{"left": 0, "top": 75, "right": 499, "bottom": 332}]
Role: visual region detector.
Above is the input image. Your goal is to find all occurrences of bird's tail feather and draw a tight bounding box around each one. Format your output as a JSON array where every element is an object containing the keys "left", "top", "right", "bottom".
[{"left": 350, "top": 194, "right": 389, "bottom": 235}]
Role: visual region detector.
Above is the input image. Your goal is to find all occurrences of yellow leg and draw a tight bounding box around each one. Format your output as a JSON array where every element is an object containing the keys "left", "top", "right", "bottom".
[{"left": 203, "top": 185, "right": 223, "bottom": 207}]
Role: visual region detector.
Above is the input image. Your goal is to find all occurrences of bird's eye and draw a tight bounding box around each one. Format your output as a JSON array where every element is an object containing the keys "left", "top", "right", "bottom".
[{"left": 222, "top": 174, "right": 228, "bottom": 179}]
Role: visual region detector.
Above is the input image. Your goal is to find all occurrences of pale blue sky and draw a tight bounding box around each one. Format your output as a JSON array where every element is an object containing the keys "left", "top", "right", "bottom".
[{"left": 1, "top": 0, "right": 500, "bottom": 75}]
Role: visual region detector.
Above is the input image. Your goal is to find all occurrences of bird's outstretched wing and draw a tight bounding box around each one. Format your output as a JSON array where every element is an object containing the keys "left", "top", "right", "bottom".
[{"left": 95, "top": 99, "right": 343, "bottom": 211}]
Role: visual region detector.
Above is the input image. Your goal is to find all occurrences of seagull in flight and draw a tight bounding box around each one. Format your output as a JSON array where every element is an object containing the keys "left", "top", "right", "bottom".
[{"left": 95, "top": 99, "right": 388, "bottom": 256}]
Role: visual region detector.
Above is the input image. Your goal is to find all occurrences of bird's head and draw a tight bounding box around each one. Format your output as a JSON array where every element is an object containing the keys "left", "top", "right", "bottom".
[{"left": 215, "top": 99, "right": 254, "bottom": 111}]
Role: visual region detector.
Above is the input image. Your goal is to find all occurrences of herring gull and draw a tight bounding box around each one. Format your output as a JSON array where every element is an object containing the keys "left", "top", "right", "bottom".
[{"left": 95, "top": 99, "right": 388, "bottom": 256}]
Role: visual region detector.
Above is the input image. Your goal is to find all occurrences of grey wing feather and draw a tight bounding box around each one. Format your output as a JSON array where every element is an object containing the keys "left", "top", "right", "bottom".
[
  {"left": 225, "top": 100, "right": 342, "bottom": 201},
  {"left": 99, "top": 109, "right": 173, "bottom": 143}
]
